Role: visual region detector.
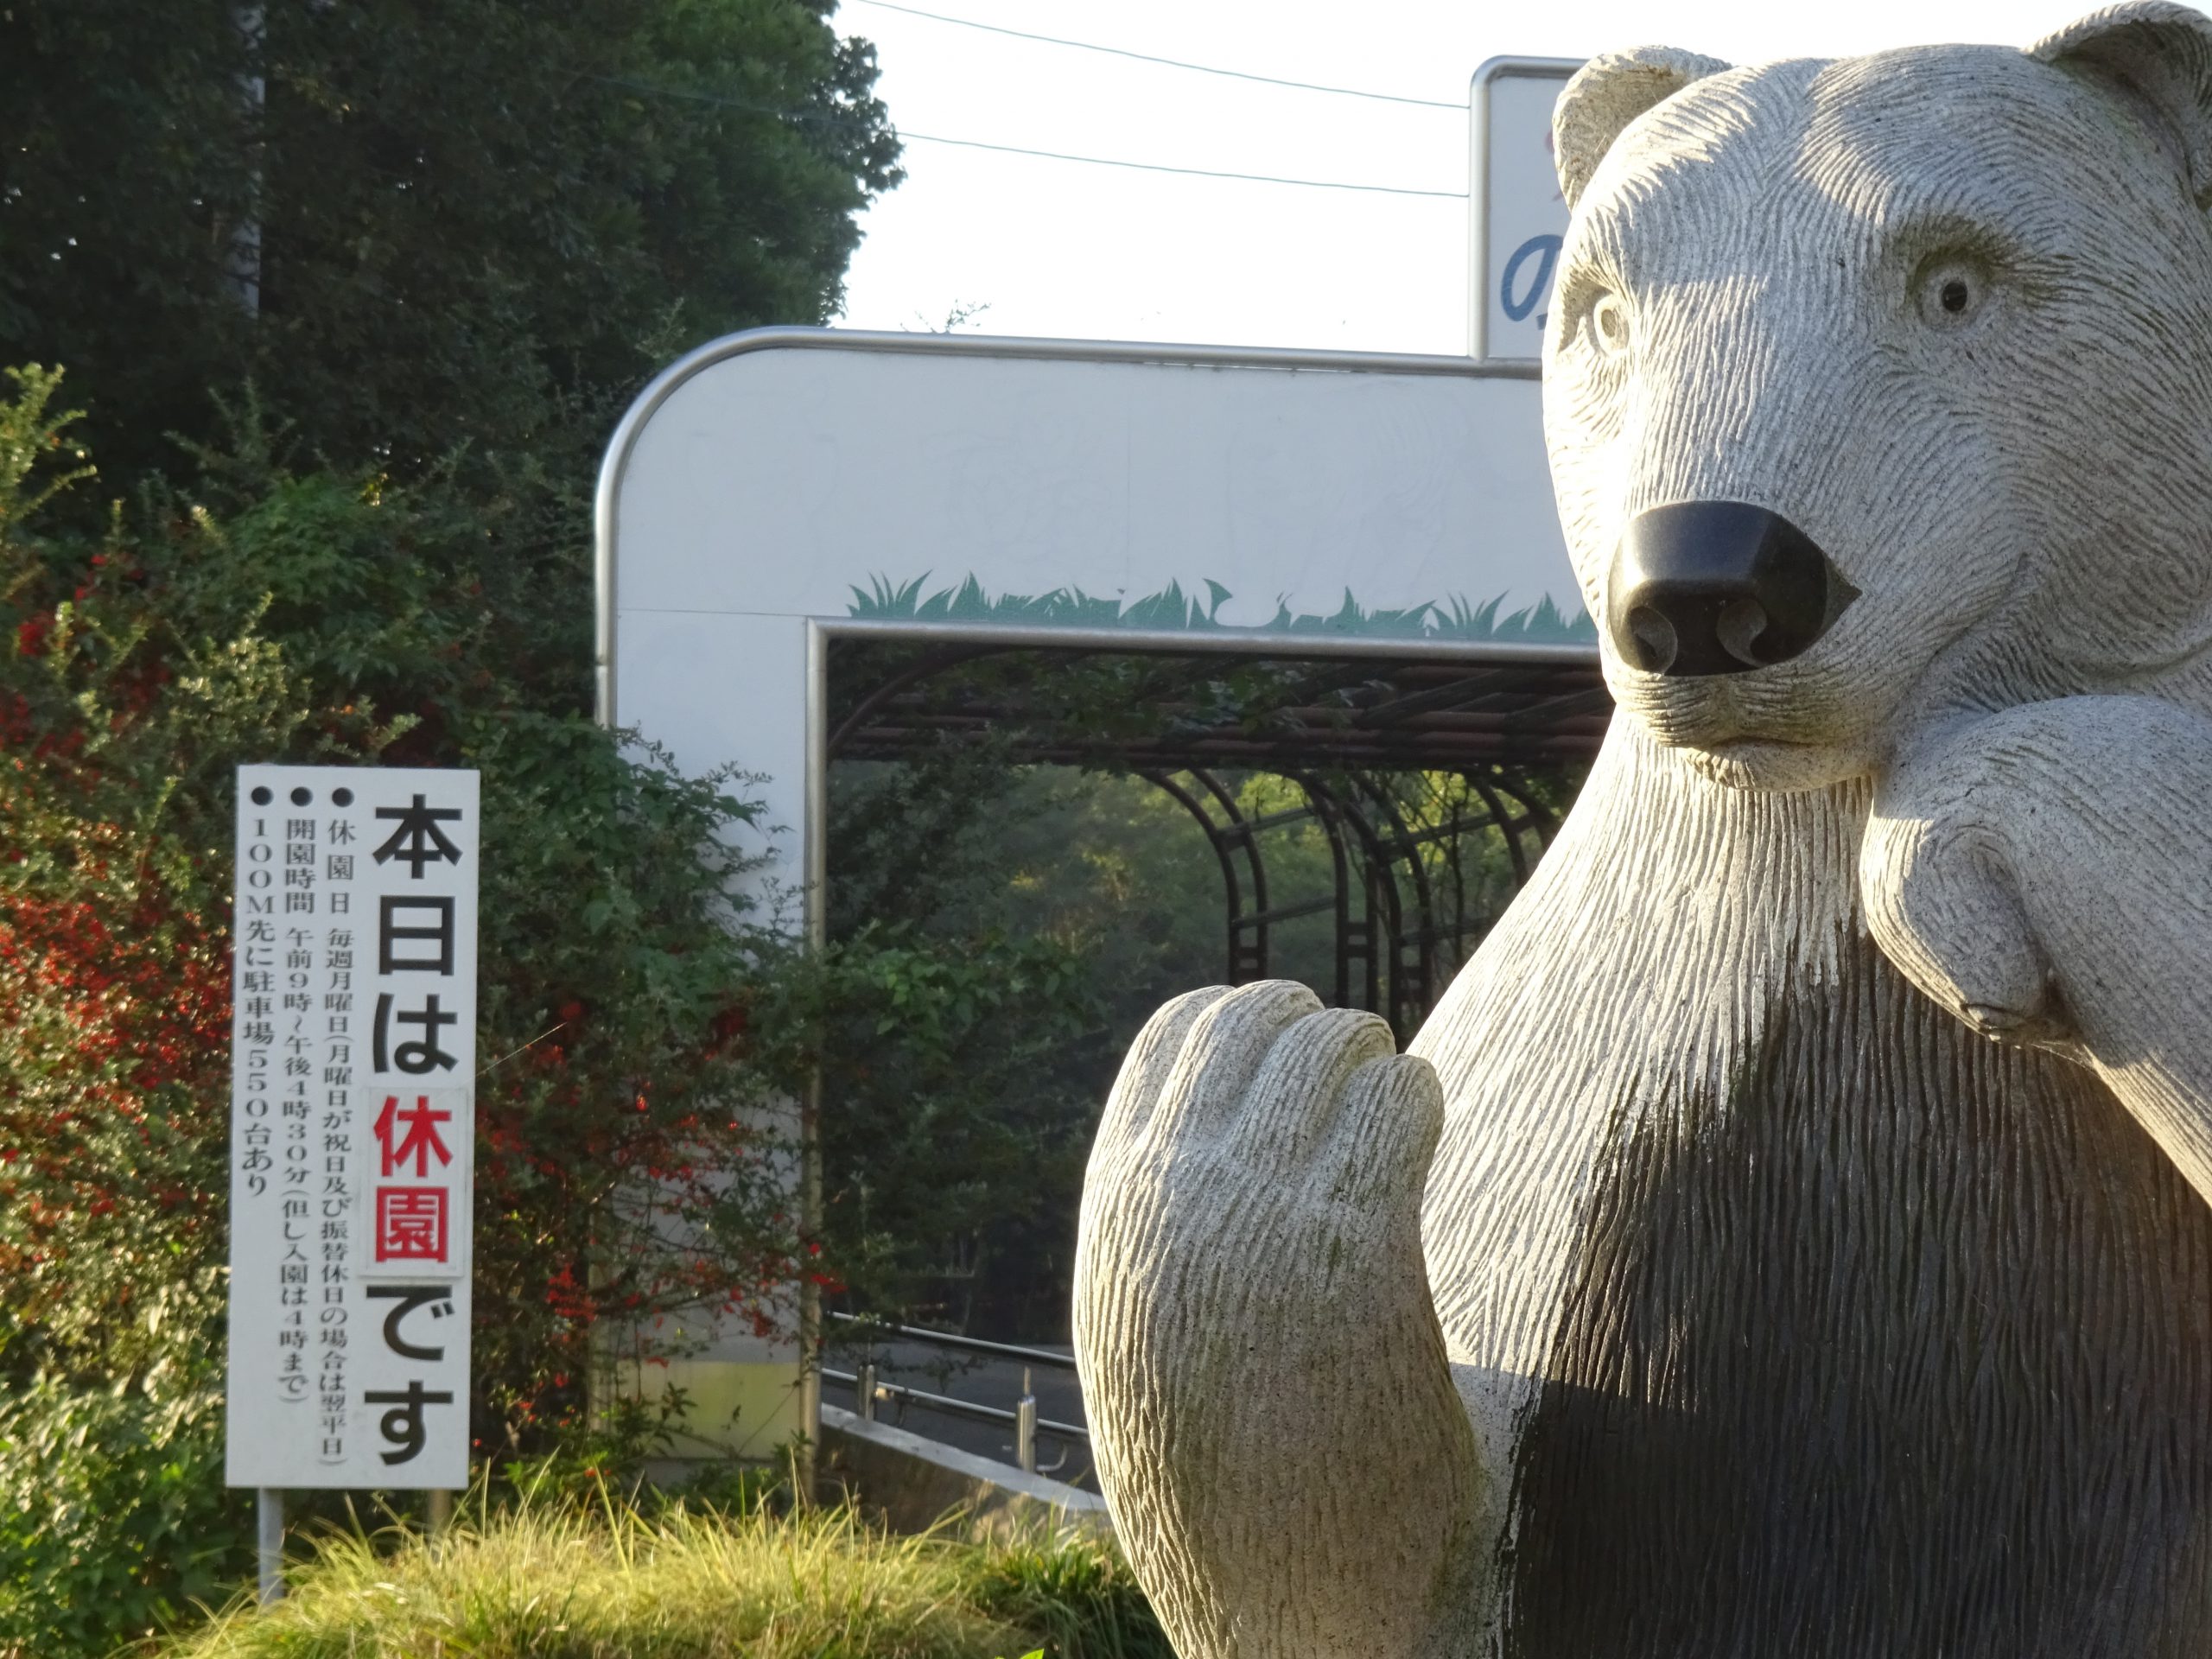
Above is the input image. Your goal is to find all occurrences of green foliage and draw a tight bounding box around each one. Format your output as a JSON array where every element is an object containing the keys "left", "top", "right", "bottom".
[
  {"left": 0, "top": 374, "right": 822, "bottom": 1652},
  {"left": 0, "top": 1366, "right": 248, "bottom": 1654},
  {"left": 486, "top": 1411, "right": 790, "bottom": 1525},
  {"left": 821, "top": 759, "right": 1279, "bottom": 1333},
  {"left": 816, "top": 752, "right": 1224, "bottom": 1332},
  {"left": 812, "top": 740, "right": 1101, "bottom": 1330},
  {"left": 2, "top": 1, "right": 904, "bottom": 1643},
  {"left": 143, "top": 1491, "right": 1160, "bottom": 1659},
  {"left": 848, "top": 570, "right": 1598, "bottom": 643},
  {"left": 963, "top": 1533, "right": 1174, "bottom": 1659},
  {"left": 801, "top": 915, "right": 1101, "bottom": 1328},
  {"left": 825, "top": 745, "right": 1039, "bottom": 933},
  {"left": 0, "top": 0, "right": 900, "bottom": 487}
]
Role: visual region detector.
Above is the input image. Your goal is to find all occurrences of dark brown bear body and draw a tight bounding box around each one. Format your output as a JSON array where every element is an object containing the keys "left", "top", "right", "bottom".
[{"left": 1418, "top": 726, "right": 2212, "bottom": 1656}]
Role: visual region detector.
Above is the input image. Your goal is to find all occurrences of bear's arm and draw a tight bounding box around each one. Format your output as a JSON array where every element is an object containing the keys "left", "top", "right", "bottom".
[
  {"left": 1863, "top": 694, "right": 2212, "bottom": 1202},
  {"left": 1073, "top": 982, "right": 1492, "bottom": 1659}
]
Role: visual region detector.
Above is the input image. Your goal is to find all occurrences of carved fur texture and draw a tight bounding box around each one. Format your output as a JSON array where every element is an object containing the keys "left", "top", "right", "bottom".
[
  {"left": 1073, "top": 984, "right": 1486, "bottom": 1659},
  {"left": 1077, "top": 7, "right": 2212, "bottom": 1655}
]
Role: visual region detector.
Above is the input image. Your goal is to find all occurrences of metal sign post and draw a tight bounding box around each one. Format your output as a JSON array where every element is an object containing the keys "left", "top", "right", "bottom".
[
  {"left": 226, "top": 766, "right": 480, "bottom": 1592},
  {"left": 256, "top": 1489, "right": 283, "bottom": 1604}
]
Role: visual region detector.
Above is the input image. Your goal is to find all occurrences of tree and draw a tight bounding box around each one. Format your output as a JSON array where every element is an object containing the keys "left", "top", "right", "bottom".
[
  {"left": 0, "top": 370, "right": 830, "bottom": 1650},
  {"left": 0, "top": 8, "right": 900, "bottom": 1649},
  {"left": 0, "top": 0, "right": 900, "bottom": 490}
]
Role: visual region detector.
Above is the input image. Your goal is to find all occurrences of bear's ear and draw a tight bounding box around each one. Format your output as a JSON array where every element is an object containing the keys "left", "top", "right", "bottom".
[
  {"left": 2032, "top": 2, "right": 2212, "bottom": 208},
  {"left": 1554, "top": 47, "right": 1732, "bottom": 209}
]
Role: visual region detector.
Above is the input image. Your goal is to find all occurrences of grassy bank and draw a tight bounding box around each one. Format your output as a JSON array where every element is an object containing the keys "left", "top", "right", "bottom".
[{"left": 151, "top": 1492, "right": 1166, "bottom": 1659}]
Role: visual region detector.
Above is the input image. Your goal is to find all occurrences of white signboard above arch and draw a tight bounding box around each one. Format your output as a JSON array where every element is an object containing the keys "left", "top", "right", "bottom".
[{"left": 599, "top": 327, "right": 1589, "bottom": 891}]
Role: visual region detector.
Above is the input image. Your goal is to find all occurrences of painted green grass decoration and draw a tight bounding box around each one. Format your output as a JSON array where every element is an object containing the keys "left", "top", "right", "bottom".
[{"left": 849, "top": 574, "right": 1597, "bottom": 645}]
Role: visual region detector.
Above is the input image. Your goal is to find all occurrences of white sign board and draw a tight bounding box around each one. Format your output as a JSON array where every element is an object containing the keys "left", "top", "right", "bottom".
[
  {"left": 227, "top": 765, "right": 480, "bottom": 1490},
  {"left": 1470, "top": 58, "right": 1580, "bottom": 361}
]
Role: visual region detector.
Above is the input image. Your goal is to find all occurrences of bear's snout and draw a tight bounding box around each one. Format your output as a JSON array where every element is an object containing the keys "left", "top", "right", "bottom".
[{"left": 1607, "top": 502, "right": 1856, "bottom": 677}]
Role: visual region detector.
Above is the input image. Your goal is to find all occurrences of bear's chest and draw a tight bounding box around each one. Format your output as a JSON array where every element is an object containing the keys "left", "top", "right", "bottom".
[
  {"left": 1486, "top": 936, "right": 2212, "bottom": 1657},
  {"left": 1415, "top": 732, "right": 2212, "bottom": 1655}
]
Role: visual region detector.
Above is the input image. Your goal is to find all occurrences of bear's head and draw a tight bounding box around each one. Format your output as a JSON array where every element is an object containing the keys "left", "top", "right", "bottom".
[{"left": 1548, "top": 2, "right": 2212, "bottom": 791}]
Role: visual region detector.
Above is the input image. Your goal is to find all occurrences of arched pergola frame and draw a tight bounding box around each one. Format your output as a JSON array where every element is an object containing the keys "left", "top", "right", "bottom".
[{"left": 823, "top": 634, "right": 1601, "bottom": 1043}]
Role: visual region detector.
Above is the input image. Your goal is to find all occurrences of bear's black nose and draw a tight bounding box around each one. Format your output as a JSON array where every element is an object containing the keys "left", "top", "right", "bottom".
[{"left": 1606, "top": 502, "right": 1852, "bottom": 677}]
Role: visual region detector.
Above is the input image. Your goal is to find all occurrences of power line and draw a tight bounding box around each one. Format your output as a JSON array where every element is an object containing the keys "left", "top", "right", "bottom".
[
  {"left": 899, "top": 130, "right": 1462, "bottom": 197},
  {"left": 848, "top": 0, "right": 1466, "bottom": 111},
  {"left": 591, "top": 77, "right": 1466, "bottom": 199}
]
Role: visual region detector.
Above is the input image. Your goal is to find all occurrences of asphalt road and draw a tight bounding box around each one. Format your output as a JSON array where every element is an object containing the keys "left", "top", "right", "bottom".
[{"left": 828, "top": 1336, "right": 1097, "bottom": 1491}]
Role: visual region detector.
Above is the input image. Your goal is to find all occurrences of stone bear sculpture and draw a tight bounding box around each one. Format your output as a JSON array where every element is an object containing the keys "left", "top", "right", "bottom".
[{"left": 1072, "top": 6, "right": 2212, "bottom": 1656}]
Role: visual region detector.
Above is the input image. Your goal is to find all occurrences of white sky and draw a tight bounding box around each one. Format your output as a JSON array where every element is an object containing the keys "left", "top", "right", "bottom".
[{"left": 831, "top": 0, "right": 2096, "bottom": 354}]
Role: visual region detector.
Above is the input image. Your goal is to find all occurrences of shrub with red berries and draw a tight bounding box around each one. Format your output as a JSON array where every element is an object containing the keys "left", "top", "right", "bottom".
[{"left": 0, "top": 370, "right": 818, "bottom": 1647}]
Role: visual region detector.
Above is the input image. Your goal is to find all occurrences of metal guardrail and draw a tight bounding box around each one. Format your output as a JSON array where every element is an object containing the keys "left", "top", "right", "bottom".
[
  {"left": 826, "top": 1313, "right": 1089, "bottom": 1475},
  {"left": 823, "top": 1365, "right": 1090, "bottom": 1443},
  {"left": 828, "top": 1310, "right": 1078, "bottom": 1370},
  {"left": 824, "top": 1357, "right": 1088, "bottom": 1478},
  {"left": 823, "top": 1364, "right": 1084, "bottom": 1477}
]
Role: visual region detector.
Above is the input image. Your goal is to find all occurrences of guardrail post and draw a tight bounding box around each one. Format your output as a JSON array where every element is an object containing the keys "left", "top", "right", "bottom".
[
  {"left": 858, "top": 1362, "right": 878, "bottom": 1423},
  {"left": 1015, "top": 1367, "right": 1037, "bottom": 1474}
]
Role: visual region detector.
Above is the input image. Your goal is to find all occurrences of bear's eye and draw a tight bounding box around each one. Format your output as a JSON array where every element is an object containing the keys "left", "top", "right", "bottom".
[
  {"left": 1913, "top": 257, "right": 1987, "bottom": 327},
  {"left": 1589, "top": 291, "right": 1631, "bottom": 357}
]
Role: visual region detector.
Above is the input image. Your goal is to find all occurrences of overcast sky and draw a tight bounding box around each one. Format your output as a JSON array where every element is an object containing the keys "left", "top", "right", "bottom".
[{"left": 830, "top": 0, "right": 2101, "bottom": 354}]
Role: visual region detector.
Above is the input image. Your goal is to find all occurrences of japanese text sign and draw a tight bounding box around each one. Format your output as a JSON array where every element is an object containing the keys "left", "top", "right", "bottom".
[{"left": 226, "top": 766, "right": 479, "bottom": 1489}]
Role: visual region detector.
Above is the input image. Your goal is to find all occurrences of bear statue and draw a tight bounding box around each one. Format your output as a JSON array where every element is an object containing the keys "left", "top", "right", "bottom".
[{"left": 1071, "top": 6, "right": 2212, "bottom": 1656}]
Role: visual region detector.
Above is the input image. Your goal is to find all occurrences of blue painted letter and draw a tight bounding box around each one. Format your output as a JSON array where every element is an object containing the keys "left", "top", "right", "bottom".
[{"left": 1501, "top": 233, "right": 1562, "bottom": 324}]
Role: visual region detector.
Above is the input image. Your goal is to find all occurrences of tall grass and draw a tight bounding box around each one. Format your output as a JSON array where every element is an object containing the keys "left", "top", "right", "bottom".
[{"left": 153, "top": 1484, "right": 1167, "bottom": 1659}]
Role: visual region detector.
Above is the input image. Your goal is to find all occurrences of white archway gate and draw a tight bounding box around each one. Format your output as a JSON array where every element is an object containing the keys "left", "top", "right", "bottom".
[{"left": 594, "top": 326, "right": 1592, "bottom": 1455}]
